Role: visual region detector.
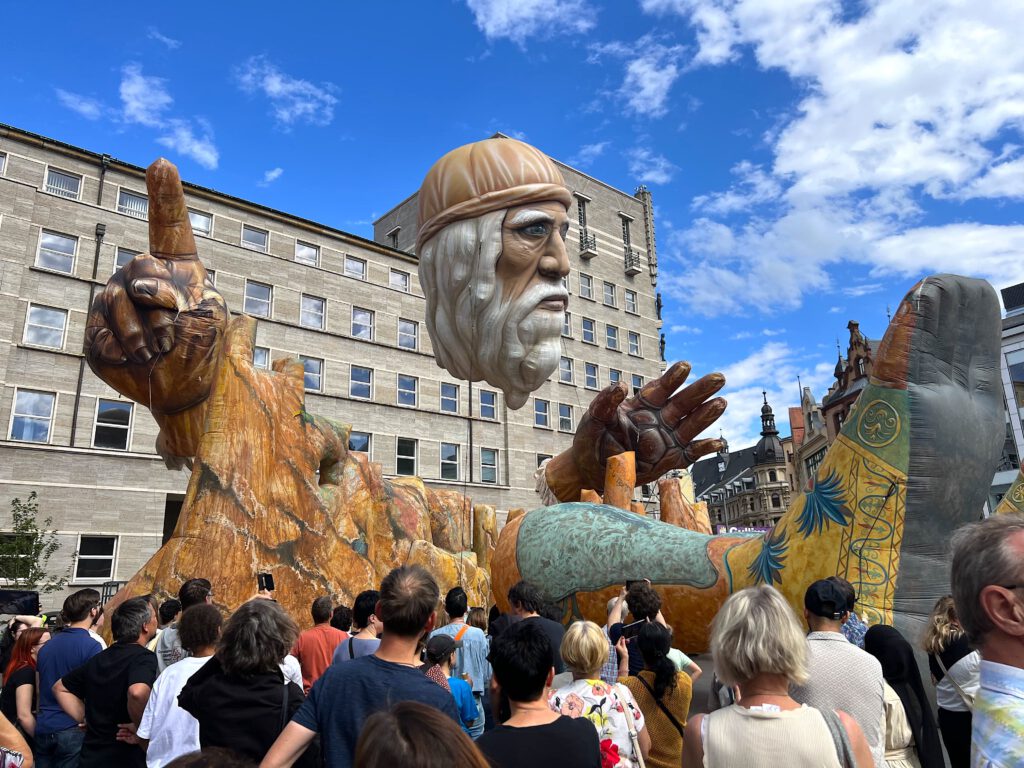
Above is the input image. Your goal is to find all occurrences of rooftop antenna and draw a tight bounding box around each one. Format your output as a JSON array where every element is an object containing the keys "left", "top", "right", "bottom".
[
  {"left": 886, "top": 304, "right": 892, "bottom": 323},
  {"left": 797, "top": 373, "right": 803, "bottom": 400}
]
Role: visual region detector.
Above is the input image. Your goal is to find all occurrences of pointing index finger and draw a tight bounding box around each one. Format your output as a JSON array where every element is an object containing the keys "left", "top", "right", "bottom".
[{"left": 147, "top": 158, "right": 197, "bottom": 261}]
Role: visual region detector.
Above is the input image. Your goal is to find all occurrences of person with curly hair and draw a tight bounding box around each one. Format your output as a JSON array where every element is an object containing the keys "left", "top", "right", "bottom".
[{"left": 921, "top": 595, "right": 978, "bottom": 768}]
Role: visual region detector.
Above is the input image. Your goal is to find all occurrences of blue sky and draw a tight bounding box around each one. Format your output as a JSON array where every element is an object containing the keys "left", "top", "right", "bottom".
[{"left": 5, "top": 1, "right": 1023, "bottom": 447}]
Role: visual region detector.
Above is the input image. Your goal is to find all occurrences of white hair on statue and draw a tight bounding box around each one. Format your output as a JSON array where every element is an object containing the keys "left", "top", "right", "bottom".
[{"left": 419, "top": 211, "right": 563, "bottom": 409}]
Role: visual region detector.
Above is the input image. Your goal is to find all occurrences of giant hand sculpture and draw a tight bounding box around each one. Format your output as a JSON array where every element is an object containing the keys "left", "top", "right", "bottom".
[{"left": 493, "top": 275, "right": 1004, "bottom": 649}]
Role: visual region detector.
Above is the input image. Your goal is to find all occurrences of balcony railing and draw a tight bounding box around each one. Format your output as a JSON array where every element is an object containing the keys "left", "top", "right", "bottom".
[
  {"left": 579, "top": 229, "right": 597, "bottom": 258},
  {"left": 624, "top": 247, "right": 642, "bottom": 275}
]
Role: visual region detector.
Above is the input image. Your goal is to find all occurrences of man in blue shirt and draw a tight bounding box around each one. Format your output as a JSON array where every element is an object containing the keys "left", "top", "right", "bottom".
[
  {"left": 260, "top": 565, "right": 460, "bottom": 768},
  {"left": 430, "top": 586, "right": 490, "bottom": 738},
  {"left": 35, "top": 588, "right": 104, "bottom": 768}
]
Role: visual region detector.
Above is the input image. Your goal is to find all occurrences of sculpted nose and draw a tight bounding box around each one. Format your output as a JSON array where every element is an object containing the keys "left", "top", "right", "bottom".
[{"left": 539, "top": 235, "right": 570, "bottom": 279}]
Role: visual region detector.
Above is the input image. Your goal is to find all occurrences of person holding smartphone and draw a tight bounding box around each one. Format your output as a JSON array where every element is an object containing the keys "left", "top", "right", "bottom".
[{"left": 608, "top": 583, "right": 663, "bottom": 676}]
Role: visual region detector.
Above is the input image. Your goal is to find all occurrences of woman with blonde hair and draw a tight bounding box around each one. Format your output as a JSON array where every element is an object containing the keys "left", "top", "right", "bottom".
[
  {"left": 682, "top": 586, "right": 872, "bottom": 768},
  {"left": 548, "top": 620, "right": 650, "bottom": 767},
  {"left": 921, "top": 595, "right": 978, "bottom": 768}
]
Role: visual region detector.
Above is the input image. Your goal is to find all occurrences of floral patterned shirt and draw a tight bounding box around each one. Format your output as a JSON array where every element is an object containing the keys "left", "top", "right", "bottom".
[{"left": 549, "top": 678, "right": 645, "bottom": 768}]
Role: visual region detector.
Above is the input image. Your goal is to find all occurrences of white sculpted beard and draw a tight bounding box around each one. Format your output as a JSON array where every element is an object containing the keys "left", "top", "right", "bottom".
[{"left": 419, "top": 212, "right": 565, "bottom": 410}]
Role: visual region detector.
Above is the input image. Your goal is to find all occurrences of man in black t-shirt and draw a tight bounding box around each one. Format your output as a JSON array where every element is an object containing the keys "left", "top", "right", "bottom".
[
  {"left": 54, "top": 596, "right": 158, "bottom": 768},
  {"left": 477, "top": 621, "right": 600, "bottom": 768},
  {"left": 507, "top": 581, "right": 565, "bottom": 674}
]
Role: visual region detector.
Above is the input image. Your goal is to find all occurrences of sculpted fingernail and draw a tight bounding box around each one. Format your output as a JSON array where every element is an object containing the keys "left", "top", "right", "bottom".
[
  {"left": 158, "top": 337, "right": 172, "bottom": 354},
  {"left": 135, "top": 347, "right": 153, "bottom": 363}
]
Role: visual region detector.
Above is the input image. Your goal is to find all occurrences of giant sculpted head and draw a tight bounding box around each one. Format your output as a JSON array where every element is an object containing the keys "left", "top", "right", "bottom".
[{"left": 417, "top": 138, "right": 572, "bottom": 409}]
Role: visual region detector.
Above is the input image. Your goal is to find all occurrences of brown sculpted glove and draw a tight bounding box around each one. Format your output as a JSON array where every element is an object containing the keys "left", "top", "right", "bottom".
[
  {"left": 546, "top": 361, "right": 727, "bottom": 500},
  {"left": 85, "top": 160, "right": 228, "bottom": 461}
]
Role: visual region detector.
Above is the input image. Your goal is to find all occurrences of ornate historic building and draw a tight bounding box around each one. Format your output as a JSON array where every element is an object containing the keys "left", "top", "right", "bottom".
[
  {"left": 692, "top": 394, "right": 793, "bottom": 529},
  {"left": 821, "top": 321, "right": 878, "bottom": 442}
]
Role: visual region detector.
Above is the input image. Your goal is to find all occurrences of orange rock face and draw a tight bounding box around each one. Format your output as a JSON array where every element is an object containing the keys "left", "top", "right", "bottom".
[
  {"left": 106, "top": 317, "right": 490, "bottom": 625},
  {"left": 658, "top": 477, "right": 713, "bottom": 534}
]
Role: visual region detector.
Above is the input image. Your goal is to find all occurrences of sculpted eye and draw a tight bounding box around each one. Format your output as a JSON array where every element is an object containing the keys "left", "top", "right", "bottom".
[{"left": 520, "top": 223, "right": 549, "bottom": 237}]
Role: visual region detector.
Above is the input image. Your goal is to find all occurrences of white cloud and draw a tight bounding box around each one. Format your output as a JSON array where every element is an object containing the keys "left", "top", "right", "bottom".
[
  {"left": 731, "top": 331, "right": 754, "bottom": 340},
  {"left": 55, "top": 89, "right": 103, "bottom": 120},
  {"left": 258, "top": 167, "right": 284, "bottom": 186},
  {"left": 762, "top": 328, "right": 785, "bottom": 336},
  {"left": 670, "top": 324, "right": 703, "bottom": 334},
  {"left": 829, "top": 306, "right": 844, "bottom": 313},
  {"left": 842, "top": 283, "right": 883, "bottom": 297},
  {"left": 645, "top": 0, "right": 1024, "bottom": 316},
  {"left": 119, "top": 64, "right": 173, "bottom": 127},
  {"left": 569, "top": 141, "right": 610, "bottom": 168},
  {"left": 627, "top": 146, "right": 678, "bottom": 184},
  {"left": 236, "top": 56, "right": 338, "bottom": 128},
  {"left": 147, "top": 27, "right": 181, "bottom": 50},
  {"left": 115, "top": 64, "right": 219, "bottom": 169},
  {"left": 692, "top": 161, "right": 781, "bottom": 214},
  {"left": 156, "top": 120, "right": 219, "bottom": 170},
  {"left": 464, "top": 0, "right": 596, "bottom": 45},
  {"left": 589, "top": 36, "right": 686, "bottom": 118}
]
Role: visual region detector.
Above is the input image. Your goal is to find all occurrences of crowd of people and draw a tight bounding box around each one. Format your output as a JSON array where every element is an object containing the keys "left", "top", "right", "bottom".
[{"left": 0, "top": 512, "right": 1017, "bottom": 767}]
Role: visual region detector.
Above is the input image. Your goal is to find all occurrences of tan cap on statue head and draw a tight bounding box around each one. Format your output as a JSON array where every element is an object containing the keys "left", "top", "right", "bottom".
[{"left": 416, "top": 137, "right": 572, "bottom": 252}]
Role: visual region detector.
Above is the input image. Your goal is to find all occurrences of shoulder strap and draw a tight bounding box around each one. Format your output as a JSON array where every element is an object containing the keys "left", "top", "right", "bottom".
[
  {"left": 348, "top": 636, "right": 356, "bottom": 659},
  {"left": 279, "top": 680, "right": 289, "bottom": 733},
  {"left": 454, "top": 624, "right": 469, "bottom": 642},
  {"left": 635, "top": 674, "right": 685, "bottom": 738},
  {"left": 615, "top": 683, "right": 646, "bottom": 768},
  {"left": 818, "top": 708, "right": 855, "bottom": 768},
  {"left": 935, "top": 653, "right": 974, "bottom": 709}
]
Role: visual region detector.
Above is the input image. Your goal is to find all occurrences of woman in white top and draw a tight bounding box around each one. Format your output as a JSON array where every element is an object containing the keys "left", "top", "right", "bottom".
[{"left": 682, "top": 586, "right": 873, "bottom": 768}]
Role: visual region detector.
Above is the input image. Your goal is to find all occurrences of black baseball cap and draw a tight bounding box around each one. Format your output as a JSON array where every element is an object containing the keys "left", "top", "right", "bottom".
[
  {"left": 425, "top": 633, "right": 462, "bottom": 663},
  {"left": 804, "top": 579, "right": 849, "bottom": 620}
]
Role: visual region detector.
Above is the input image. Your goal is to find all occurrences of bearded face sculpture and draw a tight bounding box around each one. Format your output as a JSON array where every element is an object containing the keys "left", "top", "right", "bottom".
[{"left": 417, "top": 139, "right": 572, "bottom": 409}]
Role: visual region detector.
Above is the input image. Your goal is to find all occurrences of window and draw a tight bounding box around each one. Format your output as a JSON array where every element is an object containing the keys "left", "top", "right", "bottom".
[
  {"left": 625, "top": 290, "right": 638, "bottom": 314},
  {"left": 562, "top": 275, "right": 570, "bottom": 293},
  {"left": 253, "top": 346, "right": 270, "bottom": 370},
  {"left": 479, "top": 390, "right": 496, "bottom": 419},
  {"left": 480, "top": 448, "right": 498, "bottom": 484},
  {"left": 534, "top": 399, "right": 550, "bottom": 428},
  {"left": 582, "top": 318, "right": 596, "bottom": 344},
  {"left": 397, "top": 375, "right": 418, "bottom": 407},
  {"left": 300, "top": 356, "right": 324, "bottom": 392},
  {"left": 768, "top": 470, "right": 778, "bottom": 483},
  {"left": 559, "top": 403, "right": 574, "bottom": 432},
  {"left": 390, "top": 269, "right": 410, "bottom": 292},
  {"left": 300, "top": 295, "right": 326, "bottom": 330},
  {"left": 188, "top": 209, "right": 212, "bottom": 236},
  {"left": 441, "top": 383, "right": 459, "bottom": 414},
  {"left": 537, "top": 453, "right": 552, "bottom": 468},
  {"left": 771, "top": 494, "right": 781, "bottom": 509},
  {"left": 632, "top": 374, "right": 644, "bottom": 395},
  {"left": 44, "top": 168, "right": 81, "bottom": 199},
  {"left": 9, "top": 390, "right": 55, "bottom": 443},
  {"left": 610, "top": 369, "right": 622, "bottom": 385},
  {"left": 621, "top": 217, "right": 632, "bottom": 247},
  {"left": 350, "top": 366, "right": 372, "bottom": 399},
  {"left": 1008, "top": 349, "right": 1024, "bottom": 421},
  {"left": 577, "top": 196, "right": 588, "bottom": 228},
  {"left": 93, "top": 398, "right": 133, "bottom": 450},
  {"left": 0, "top": 152, "right": 6, "bottom": 175},
  {"left": 74, "top": 535, "right": 117, "bottom": 581},
  {"left": 387, "top": 229, "right": 400, "bottom": 249},
  {"left": 23, "top": 305, "right": 67, "bottom": 349},
  {"left": 295, "top": 241, "right": 319, "bottom": 267},
  {"left": 114, "top": 247, "right": 138, "bottom": 273},
  {"left": 36, "top": 231, "right": 77, "bottom": 273},
  {"left": 559, "top": 356, "right": 574, "bottom": 384},
  {"left": 398, "top": 319, "right": 418, "bottom": 350},
  {"left": 241, "top": 225, "right": 269, "bottom": 252},
  {"left": 206, "top": 269, "right": 216, "bottom": 286},
  {"left": 117, "top": 189, "right": 149, "bottom": 220},
  {"left": 562, "top": 312, "right": 572, "bottom": 338},
  {"left": 349, "top": 431, "right": 371, "bottom": 455},
  {"left": 243, "top": 281, "right": 272, "bottom": 318},
  {"left": 603, "top": 281, "right": 616, "bottom": 307},
  {"left": 580, "top": 273, "right": 593, "bottom": 299},
  {"left": 585, "top": 363, "right": 598, "bottom": 389},
  {"left": 351, "top": 307, "right": 374, "bottom": 340},
  {"left": 628, "top": 331, "right": 641, "bottom": 356},
  {"left": 396, "top": 438, "right": 417, "bottom": 476},
  {"left": 441, "top": 442, "right": 460, "bottom": 480},
  {"left": 607, "top": 325, "right": 619, "bottom": 350},
  {"left": 344, "top": 256, "right": 366, "bottom": 280}
]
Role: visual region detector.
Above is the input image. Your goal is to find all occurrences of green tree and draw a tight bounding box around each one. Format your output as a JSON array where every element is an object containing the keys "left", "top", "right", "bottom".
[{"left": 0, "top": 492, "right": 70, "bottom": 593}]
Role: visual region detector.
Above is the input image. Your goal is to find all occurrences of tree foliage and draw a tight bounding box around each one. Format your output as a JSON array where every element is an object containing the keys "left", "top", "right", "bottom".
[{"left": 0, "top": 492, "right": 70, "bottom": 593}]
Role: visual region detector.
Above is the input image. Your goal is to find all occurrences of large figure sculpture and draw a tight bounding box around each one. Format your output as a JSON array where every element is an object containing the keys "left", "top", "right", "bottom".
[
  {"left": 493, "top": 275, "right": 1005, "bottom": 650},
  {"left": 84, "top": 142, "right": 726, "bottom": 622}
]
